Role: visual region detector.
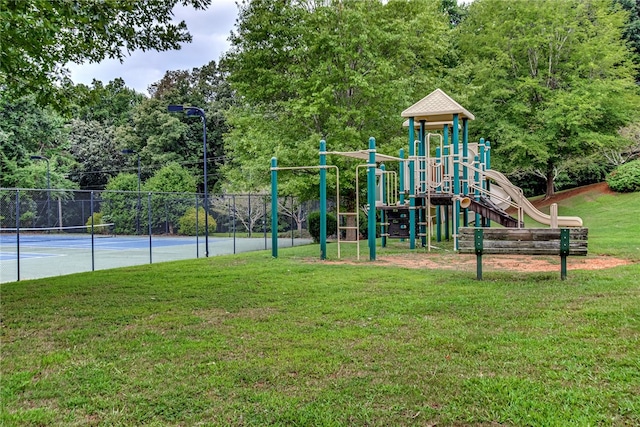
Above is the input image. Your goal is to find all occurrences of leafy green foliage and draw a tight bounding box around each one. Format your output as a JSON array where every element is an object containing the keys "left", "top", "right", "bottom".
[
  {"left": 101, "top": 173, "right": 140, "bottom": 234},
  {"left": 177, "top": 207, "right": 216, "bottom": 235},
  {"left": 143, "top": 163, "right": 197, "bottom": 234},
  {"left": 0, "top": 0, "right": 211, "bottom": 107},
  {"left": 118, "top": 60, "right": 231, "bottom": 192},
  {"left": 615, "top": 0, "right": 640, "bottom": 81},
  {"left": 606, "top": 159, "right": 640, "bottom": 192},
  {"left": 0, "top": 94, "right": 68, "bottom": 187},
  {"left": 67, "top": 119, "right": 125, "bottom": 190},
  {"left": 307, "top": 211, "right": 337, "bottom": 243},
  {"left": 458, "top": 0, "right": 640, "bottom": 197},
  {"left": 69, "top": 78, "right": 145, "bottom": 126},
  {"left": 222, "top": 0, "right": 450, "bottom": 203},
  {"left": 143, "top": 163, "right": 196, "bottom": 194},
  {"left": 84, "top": 212, "right": 112, "bottom": 234}
]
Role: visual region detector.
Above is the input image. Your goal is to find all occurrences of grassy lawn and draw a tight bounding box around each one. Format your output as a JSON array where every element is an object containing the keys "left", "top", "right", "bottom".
[{"left": 1, "top": 187, "right": 639, "bottom": 426}]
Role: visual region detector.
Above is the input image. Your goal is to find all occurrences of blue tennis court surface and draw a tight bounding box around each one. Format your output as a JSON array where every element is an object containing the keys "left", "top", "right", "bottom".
[
  {"left": 1, "top": 235, "right": 312, "bottom": 283},
  {"left": 0, "top": 252, "right": 61, "bottom": 261},
  {"left": 0, "top": 235, "right": 221, "bottom": 251}
]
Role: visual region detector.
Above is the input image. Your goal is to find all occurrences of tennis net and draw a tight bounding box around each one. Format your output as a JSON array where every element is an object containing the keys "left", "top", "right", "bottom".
[{"left": 0, "top": 224, "right": 115, "bottom": 244}]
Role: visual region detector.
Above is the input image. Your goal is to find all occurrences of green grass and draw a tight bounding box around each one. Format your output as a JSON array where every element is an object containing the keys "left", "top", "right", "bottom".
[{"left": 2, "top": 187, "right": 639, "bottom": 426}]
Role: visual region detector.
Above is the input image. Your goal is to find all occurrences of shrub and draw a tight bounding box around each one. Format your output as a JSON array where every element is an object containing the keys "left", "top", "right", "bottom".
[
  {"left": 178, "top": 207, "right": 217, "bottom": 235},
  {"left": 307, "top": 211, "right": 337, "bottom": 243},
  {"left": 606, "top": 160, "right": 640, "bottom": 193},
  {"left": 85, "top": 212, "right": 112, "bottom": 234}
]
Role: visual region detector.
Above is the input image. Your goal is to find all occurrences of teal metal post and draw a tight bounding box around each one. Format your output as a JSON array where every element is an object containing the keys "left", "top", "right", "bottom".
[
  {"left": 380, "top": 163, "right": 386, "bottom": 248},
  {"left": 479, "top": 138, "right": 486, "bottom": 227},
  {"left": 452, "top": 114, "right": 460, "bottom": 249},
  {"left": 399, "top": 148, "right": 405, "bottom": 205},
  {"left": 485, "top": 140, "right": 491, "bottom": 227},
  {"left": 368, "top": 137, "right": 377, "bottom": 260},
  {"left": 408, "top": 118, "right": 416, "bottom": 249},
  {"left": 560, "top": 228, "right": 570, "bottom": 280},
  {"left": 399, "top": 148, "right": 406, "bottom": 243},
  {"left": 320, "top": 140, "right": 327, "bottom": 260},
  {"left": 435, "top": 146, "right": 441, "bottom": 242},
  {"left": 419, "top": 120, "right": 426, "bottom": 247},
  {"left": 462, "top": 118, "right": 469, "bottom": 226},
  {"left": 443, "top": 124, "right": 450, "bottom": 241},
  {"left": 270, "top": 157, "right": 278, "bottom": 258},
  {"left": 474, "top": 155, "right": 481, "bottom": 226}
]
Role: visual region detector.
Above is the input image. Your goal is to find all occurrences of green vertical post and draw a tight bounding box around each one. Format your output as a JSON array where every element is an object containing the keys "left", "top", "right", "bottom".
[
  {"left": 485, "top": 140, "right": 491, "bottom": 227},
  {"left": 560, "top": 228, "right": 570, "bottom": 280},
  {"left": 462, "top": 118, "right": 469, "bottom": 227},
  {"left": 452, "top": 114, "right": 460, "bottom": 249},
  {"left": 435, "top": 146, "right": 441, "bottom": 242},
  {"left": 474, "top": 228, "right": 484, "bottom": 280},
  {"left": 270, "top": 157, "right": 278, "bottom": 258},
  {"left": 419, "top": 120, "right": 426, "bottom": 247},
  {"left": 443, "top": 124, "right": 450, "bottom": 241},
  {"left": 399, "top": 148, "right": 405, "bottom": 205},
  {"left": 319, "top": 140, "right": 327, "bottom": 260},
  {"left": 399, "top": 148, "right": 406, "bottom": 243},
  {"left": 408, "top": 118, "right": 416, "bottom": 249},
  {"left": 380, "top": 164, "right": 387, "bottom": 247},
  {"left": 368, "top": 137, "right": 377, "bottom": 261},
  {"left": 474, "top": 155, "right": 481, "bottom": 227}
]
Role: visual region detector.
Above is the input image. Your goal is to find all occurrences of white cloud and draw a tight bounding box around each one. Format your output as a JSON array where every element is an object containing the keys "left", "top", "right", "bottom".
[{"left": 67, "top": 0, "right": 237, "bottom": 96}]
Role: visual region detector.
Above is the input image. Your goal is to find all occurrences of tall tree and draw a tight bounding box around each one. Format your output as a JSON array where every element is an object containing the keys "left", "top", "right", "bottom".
[
  {"left": 0, "top": 0, "right": 210, "bottom": 107},
  {"left": 118, "top": 60, "right": 232, "bottom": 192},
  {"left": 222, "top": 0, "right": 451, "bottom": 206},
  {"left": 0, "top": 94, "right": 68, "bottom": 187},
  {"left": 69, "top": 78, "right": 145, "bottom": 126},
  {"left": 67, "top": 119, "right": 125, "bottom": 190},
  {"left": 615, "top": 0, "right": 640, "bottom": 82},
  {"left": 458, "top": 0, "right": 640, "bottom": 198}
]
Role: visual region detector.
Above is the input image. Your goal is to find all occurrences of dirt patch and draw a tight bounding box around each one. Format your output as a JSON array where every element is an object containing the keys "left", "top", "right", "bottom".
[{"left": 318, "top": 252, "right": 631, "bottom": 273}]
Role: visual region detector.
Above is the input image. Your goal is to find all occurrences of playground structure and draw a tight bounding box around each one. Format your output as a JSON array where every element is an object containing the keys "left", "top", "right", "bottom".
[{"left": 270, "top": 89, "right": 585, "bottom": 261}]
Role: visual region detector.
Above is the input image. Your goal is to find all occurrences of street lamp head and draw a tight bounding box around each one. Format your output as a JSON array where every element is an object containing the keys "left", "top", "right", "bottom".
[
  {"left": 30, "top": 155, "right": 48, "bottom": 161},
  {"left": 185, "top": 107, "right": 204, "bottom": 117},
  {"left": 168, "top": 104, "right": 204, "bottom": 118},
  {"left": 121, "top": 149, "right": 136, "bottom": 155},
  {"left": 167, "top": 104, "right": 184, "bottom": 113}
]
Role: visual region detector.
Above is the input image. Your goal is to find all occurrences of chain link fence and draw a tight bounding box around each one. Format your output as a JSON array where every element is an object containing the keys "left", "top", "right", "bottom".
[{"left": 0, "top": 188, "right": 316, "bottom": 282}]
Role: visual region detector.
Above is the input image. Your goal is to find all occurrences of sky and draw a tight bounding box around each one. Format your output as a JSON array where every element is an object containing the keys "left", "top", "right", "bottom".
[{"left": 67, "top": 0, "right": 238, "bottom": 96}]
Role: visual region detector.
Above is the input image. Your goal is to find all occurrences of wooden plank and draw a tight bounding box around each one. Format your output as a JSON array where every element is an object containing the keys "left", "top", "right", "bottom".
[{"left": 458, "top": 227, "right": 588, "bottom": 256}]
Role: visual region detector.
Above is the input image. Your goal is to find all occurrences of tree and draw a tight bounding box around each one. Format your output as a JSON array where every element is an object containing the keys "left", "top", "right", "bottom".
[
  {"left": 0, "top": 0, "right": 211, "bottom": 107},
  {"left": 101, "top": 173, "right": 140, "bottom": 234},
  {"left": 615, "top": 0, "right": 640, "bottom": 82},
  {"left": 143, "top": 162, "right": 197, "bottom": 234},
  {"left": 69, "top": 78, "right": 145, "bottom": 126},
  {"left": 222, "top": 0, "right": 451, "bottom": 207},
  {"left": 458, "top": 0, "right": 640, "bottom": 198},
  {"left": 67, "top": 119, "right": 125, "bottom": 190},
  {"left": 0, "top": 94, "right": 68, "bottom": 187},
  {"left": 118, "top": 60, "right": 232, "bottom": 193}
]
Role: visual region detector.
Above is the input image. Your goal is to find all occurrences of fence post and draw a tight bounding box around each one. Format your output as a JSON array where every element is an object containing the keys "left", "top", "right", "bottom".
[
  {"left": 90, "top": 191, "right": 95, "bottom": 271},
  {"left": 233, "top": 195, "right": 237, "bottom": 254},
  {"left": 195, "top": 195, "right": 199, "bottom": 258},
  {"left": 16, "top": 189, "right": 20, "bottom": 281},
  {"left": 148, "top": 192, "right": 152, "bottom": 264}
]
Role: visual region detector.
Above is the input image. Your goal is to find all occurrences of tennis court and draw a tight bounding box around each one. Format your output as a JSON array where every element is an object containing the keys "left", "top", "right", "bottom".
[{"left": 0, "top": 232, "right": 312, "bottom": 283}]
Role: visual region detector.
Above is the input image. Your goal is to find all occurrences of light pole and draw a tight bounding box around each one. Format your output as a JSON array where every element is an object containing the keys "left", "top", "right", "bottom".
[
  {"left": 30, "top": 155, "right": 50, "bottom": 228},
  {"left": 121, "top": 149, "right": 141, "bottom": 234},
  {"left": 168, "top": 104, "right": 209, "bottom": 257}
]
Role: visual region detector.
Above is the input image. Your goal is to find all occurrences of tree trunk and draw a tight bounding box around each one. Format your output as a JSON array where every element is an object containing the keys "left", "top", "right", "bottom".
[{"left": 545, "top": 168, "right": 555, "bottom": 199}]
